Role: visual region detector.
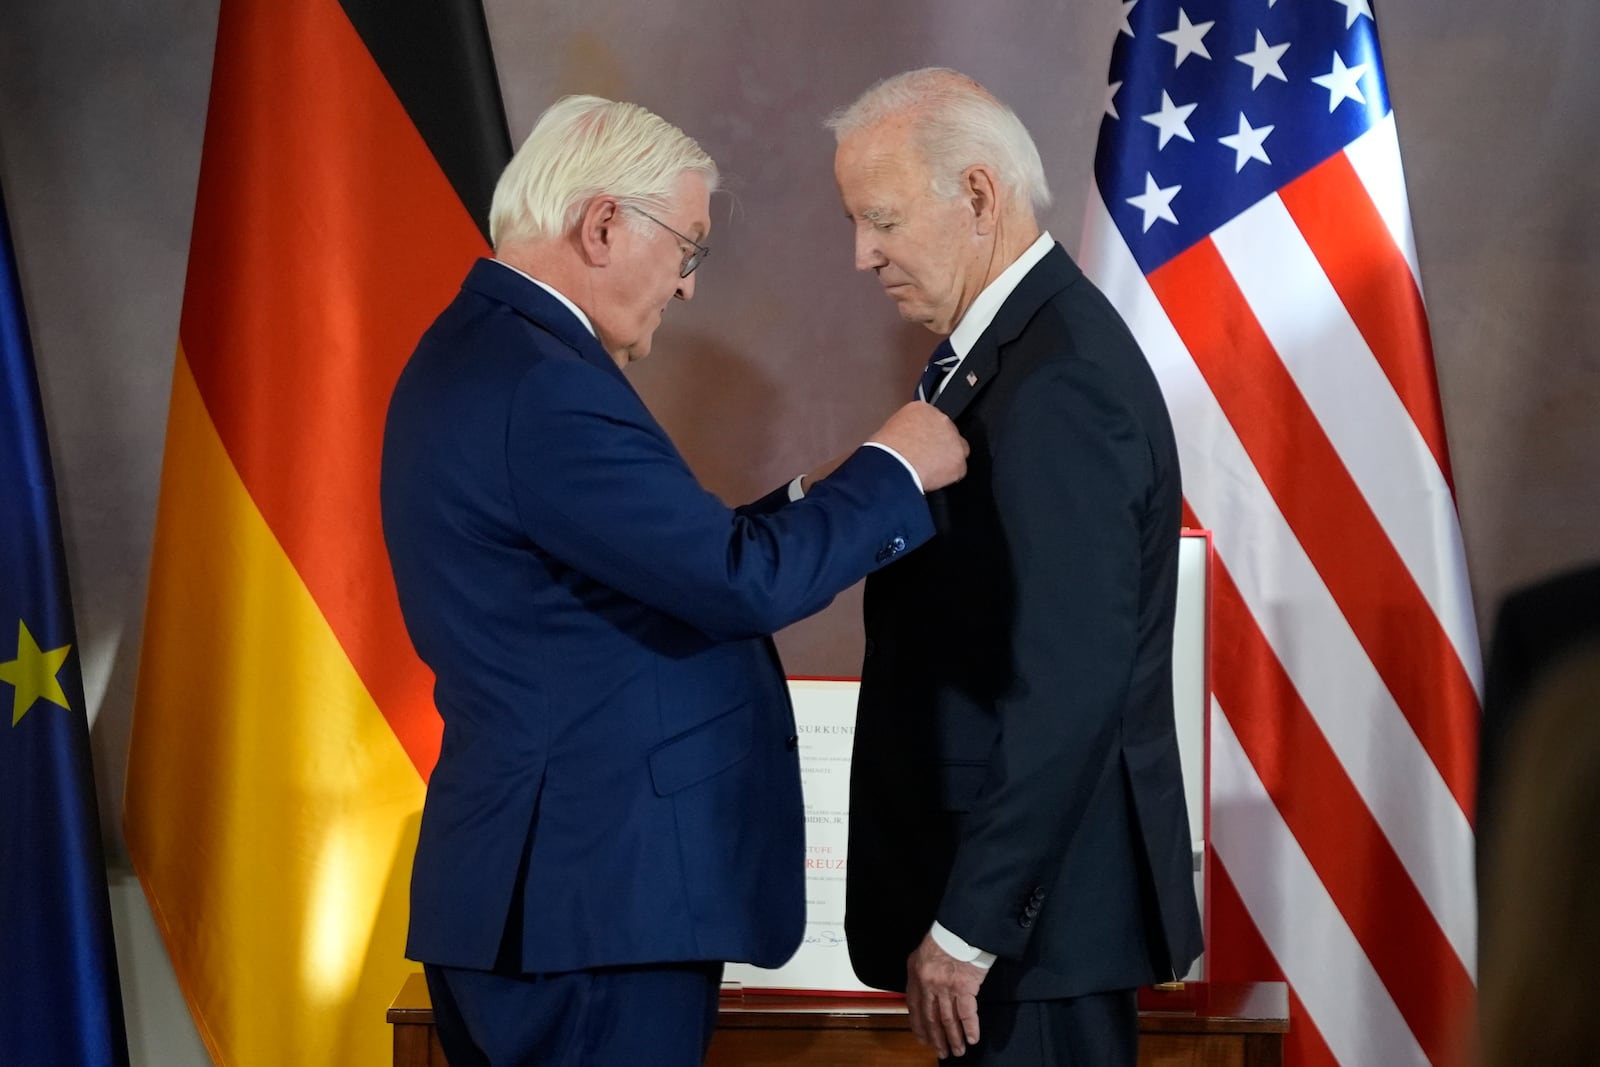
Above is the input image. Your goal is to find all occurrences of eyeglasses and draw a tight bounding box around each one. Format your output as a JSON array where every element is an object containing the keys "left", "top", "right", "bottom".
[{"left": 626, "top": 205, "right": 710, "bottom": 278}]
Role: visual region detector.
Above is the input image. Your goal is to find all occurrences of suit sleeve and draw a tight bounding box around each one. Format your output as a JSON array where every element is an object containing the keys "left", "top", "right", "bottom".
[
  {"left": 504, "top": 356, "right": 933, "bottom": 641},
  {"left": 735, "top": 483, "right": 796, "bottom": 518},
  {"left": 934, "top": 358, "right": 1150, "bottom": 959}
]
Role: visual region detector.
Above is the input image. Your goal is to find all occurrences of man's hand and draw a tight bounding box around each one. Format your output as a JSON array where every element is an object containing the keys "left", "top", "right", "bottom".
[
  {"left": 906, "top": 931, "right": 987, "bottom": 1058},
  {"left": 871, "top": 401, "right": 969, "bottom": 492}
]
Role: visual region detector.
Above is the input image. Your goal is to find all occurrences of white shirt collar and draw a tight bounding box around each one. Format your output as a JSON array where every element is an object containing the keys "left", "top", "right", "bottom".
[
  {"left": 490, "top": 259, "right": 597, "bottom": 338},
  {"left": 947, "top": 231, "right": 1055, "bottom": 358}
]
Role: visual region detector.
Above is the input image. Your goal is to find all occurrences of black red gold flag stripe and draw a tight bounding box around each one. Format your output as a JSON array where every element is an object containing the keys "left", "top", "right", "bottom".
[{"left": 125, "top": 2, "right": 508, "bottom": 1062}]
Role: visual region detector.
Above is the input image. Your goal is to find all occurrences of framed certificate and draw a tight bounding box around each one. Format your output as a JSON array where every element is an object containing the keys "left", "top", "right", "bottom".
[{"left": 724, "top": 678, "right": 879, "bottom": 995}]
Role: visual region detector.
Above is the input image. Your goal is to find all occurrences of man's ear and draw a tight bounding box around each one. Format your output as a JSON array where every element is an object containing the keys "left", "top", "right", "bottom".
[
  {"left": 963, "top": 165, "right": 1001, "bottom": 236},
  {"left": 577, "top": 196, "right": 621, "bottom": 266}
]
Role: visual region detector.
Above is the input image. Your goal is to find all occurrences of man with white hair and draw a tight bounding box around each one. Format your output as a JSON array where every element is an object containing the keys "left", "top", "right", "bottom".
[
  {"left": 381, "top": 94, "right": 967, "bottom": 1066},
  {"left": 832, "top": 69, "right": 1203, "bottom": 1065}
]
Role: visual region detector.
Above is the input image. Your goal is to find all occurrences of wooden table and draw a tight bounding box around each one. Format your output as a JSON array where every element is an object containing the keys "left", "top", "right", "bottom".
[{"left": 389, "top": 974, "right": 1287, "bottom": 1067}]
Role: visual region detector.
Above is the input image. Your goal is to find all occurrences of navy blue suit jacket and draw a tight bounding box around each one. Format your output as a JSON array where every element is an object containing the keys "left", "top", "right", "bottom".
[
  {"left": 382, "top": 259, "right": 933, "bottom": 974},
  {"left": 846, "top": 246, "right": 1202, "bottom": 1000}
]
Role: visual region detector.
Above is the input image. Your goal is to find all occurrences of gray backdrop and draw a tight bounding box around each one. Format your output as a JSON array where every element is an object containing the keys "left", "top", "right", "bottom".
[{"left": 2, "top": 0, "right": 1596, "bottom": 869}]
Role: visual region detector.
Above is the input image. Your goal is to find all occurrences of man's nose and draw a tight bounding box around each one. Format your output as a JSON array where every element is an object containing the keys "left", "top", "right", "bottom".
[
  {"left": 675, "top": 271, "right": 696, "bottom": 301},
  {"left": 855, "top": 232, "right": 885, "bottom": 272}
]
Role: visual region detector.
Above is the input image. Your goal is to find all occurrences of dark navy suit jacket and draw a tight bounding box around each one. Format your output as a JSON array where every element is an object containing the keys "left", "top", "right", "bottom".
[
  {"left": 382, "top": 259, "right": 933, "bottom": 974},
  {"left": 846, "top": 246, "right": 1203, "bottom": 1001}
]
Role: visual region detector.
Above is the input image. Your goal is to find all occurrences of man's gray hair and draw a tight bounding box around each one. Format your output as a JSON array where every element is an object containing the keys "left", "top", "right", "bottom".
[
  {"left": 825, "top": 68, "right": 1051, "bottom": 214},
  {"left": 489, "top": 95, "right": 719, "bottom": 248}
]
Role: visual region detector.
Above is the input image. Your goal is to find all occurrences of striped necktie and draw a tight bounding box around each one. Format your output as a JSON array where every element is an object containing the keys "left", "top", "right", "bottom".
[{"left": 916, "top": 340, "right": 960, "bottom": 402}]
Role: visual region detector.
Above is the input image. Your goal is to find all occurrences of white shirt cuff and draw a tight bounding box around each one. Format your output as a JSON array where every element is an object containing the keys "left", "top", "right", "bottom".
[
  {"left": 787, "top": 474, "right": 806, "bottom": 501},
  {"left": 930, "top": 921, "right": 996, "bottom": 970},
  {"left": 862, "top": 441, "right": 924, "bottom": 494}
]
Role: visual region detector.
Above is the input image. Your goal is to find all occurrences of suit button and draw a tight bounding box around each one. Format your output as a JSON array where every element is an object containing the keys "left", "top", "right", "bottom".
[
  {"left": 1031, "top": 888, "right": 1046, "bottom": 904},
  {"left": 785, "top": 735, "right": 799, "bottom": 751},
  {"left": 874, "top": 536, "right": 909, "bottom": 563},
  {"left": 1019, "top": 915, "right": 1033, "bottom": 929}
]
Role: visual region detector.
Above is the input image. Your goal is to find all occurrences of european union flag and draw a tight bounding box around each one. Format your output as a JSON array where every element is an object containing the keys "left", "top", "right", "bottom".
[{"left": 0, "top": 181, "right": 130, "bottom": 1064}]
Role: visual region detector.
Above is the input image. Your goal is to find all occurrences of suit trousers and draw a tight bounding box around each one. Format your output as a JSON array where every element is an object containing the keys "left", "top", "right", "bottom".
[
  {"left": 965, "top": 989, "right": 1138, "bottom": 1067},
  {"left": 423, "top": 960, "right": 724, "bottom": 1067}
]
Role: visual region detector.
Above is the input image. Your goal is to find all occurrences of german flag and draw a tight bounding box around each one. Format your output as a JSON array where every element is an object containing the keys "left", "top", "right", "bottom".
[{"left": 123, "top": 2, "right": 508, "bottom": 1062}]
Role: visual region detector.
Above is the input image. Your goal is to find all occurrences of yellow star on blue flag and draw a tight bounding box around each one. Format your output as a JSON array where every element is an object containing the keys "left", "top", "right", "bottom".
[
  {"left": 0, "top": 619, "right": 73, "bottom": 725},
  {"left": 0, "top": 178, "right": 129, "bottom": 1062}
]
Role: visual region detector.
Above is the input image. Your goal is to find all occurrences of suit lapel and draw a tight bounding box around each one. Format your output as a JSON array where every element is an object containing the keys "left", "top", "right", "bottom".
[
  {"left": 932, "top": 340, "right": 998, "bottom": 421},
  {"left": 933, "top": 244, "right": 1082, "bottom": 422}
]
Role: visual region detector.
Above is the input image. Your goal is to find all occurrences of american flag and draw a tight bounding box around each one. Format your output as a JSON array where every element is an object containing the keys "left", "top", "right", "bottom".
[{"left": 1079, "top": 2, "right": 1480, "bottom": 1064}]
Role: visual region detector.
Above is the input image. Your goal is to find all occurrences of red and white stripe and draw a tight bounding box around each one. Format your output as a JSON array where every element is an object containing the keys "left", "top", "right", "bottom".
[{"left": 1082, "top": 115, "right": 1480, "bottom": 1064}]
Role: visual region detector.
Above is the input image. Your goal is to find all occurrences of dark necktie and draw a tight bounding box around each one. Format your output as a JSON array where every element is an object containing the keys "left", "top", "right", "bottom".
[{"left": 916, "top": 340, "right": 960, "bottom": 402}]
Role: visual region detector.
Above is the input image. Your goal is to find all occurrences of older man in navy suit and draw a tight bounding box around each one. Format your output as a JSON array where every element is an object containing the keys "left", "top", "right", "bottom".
[
  {"left": 831, "top": 69, "right": 1202, "bottom": 1066},
  {"left": 381, "top": 95, "right": 967, "bottom": 1067}
]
